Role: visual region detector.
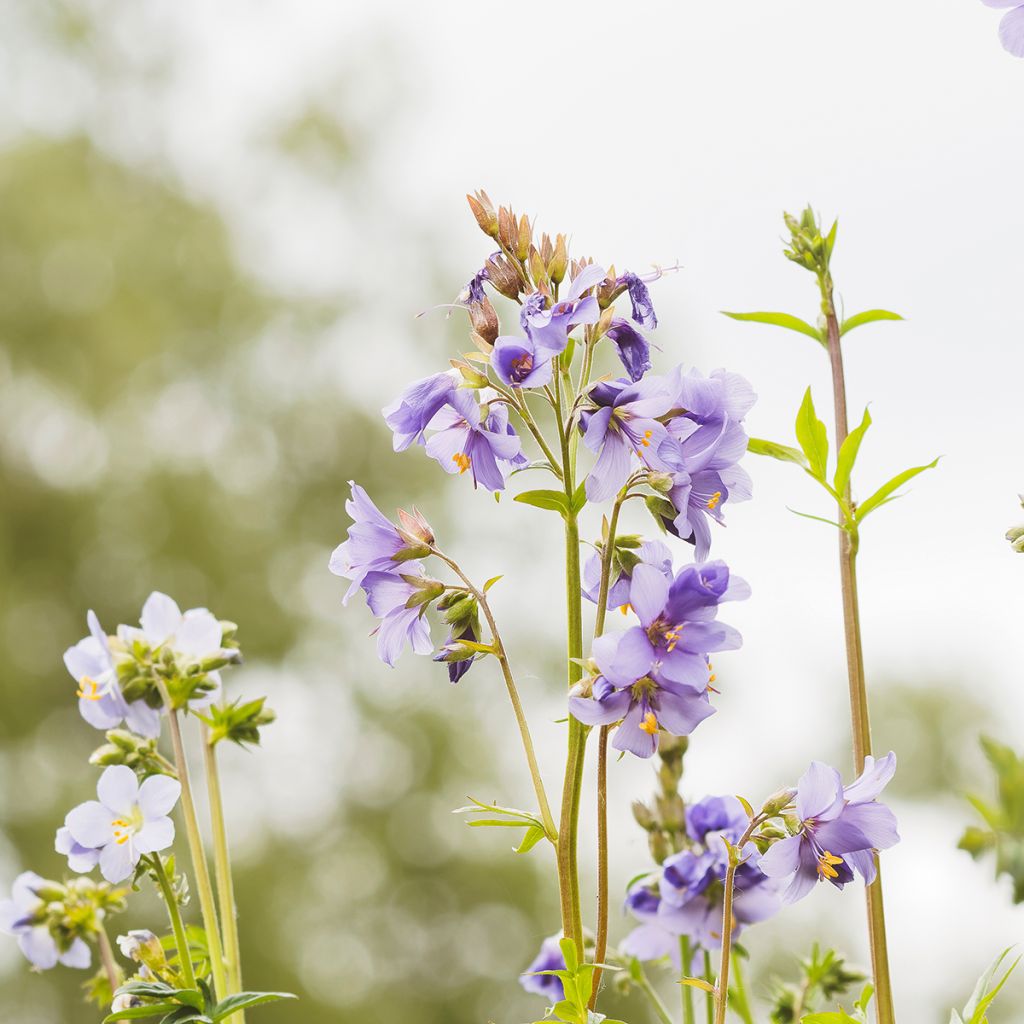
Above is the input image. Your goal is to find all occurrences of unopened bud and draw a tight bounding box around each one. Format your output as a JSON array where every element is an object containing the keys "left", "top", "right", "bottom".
[
  {"left": 403, "top": 578, "right": 445, "bottom": 609},
  {"left": 392, "top": 542, "right": 432, "bottom": 563},
  {"left": 648, "top": 830, "right": 671, "bottom": 864},
  {"left": 528, "top": 247, "right": 549, "bottom": 291},
  {"left": 397, "top": 508, "right": 435, "bottom": 546},
  {"left": 107, "top": 729, "right": 139, "bottom": 752},
  {"left": 761, "top": 787, "right": 796, "bottom": 817},
  {"left": 646, "top": 471, "right": 674, "bottom": 494},
  {"left": 468, "top": 297, "right": 499, "bottom": 346},
  {"left": 34, "top": 882, "right": 66, "bottom": 902},
  {"left": 549, "top": 234, "right": 568, "bottom": 284},
  {"left": 516, "top": 213, "right": 532, "bottom": 261},
  {"left": 485, "top": 253, "right": 521, "bottom": 300},
  {"left": 497, "top": 207, "right": 518, "bottom": 252},
  {"left": 466, "top": 190, "right": 498, "bottom": 237},
  {"left": 632, "top": 800, "right": 656, "bottom": 831},
  {"left": 90, "top": 743, "right": 125, "bottom": 766}
]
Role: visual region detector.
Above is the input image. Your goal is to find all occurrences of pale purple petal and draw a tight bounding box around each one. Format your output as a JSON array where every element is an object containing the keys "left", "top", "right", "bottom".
[
  {"left": 593, "top": 628, "right": 654, "bottom": 687},
  {"left": 66, "top": 801, "right": 115, "bottom": 849},
  {"left": 175, "top": 609, "right": 222, "bottom": 659},
  {"left": 134, "top": 817, "right": 175, "bottom": 855},
  {"left": 612, "top": 703, "right": 659, "bottom": 758},
  {"left": 137, "top": 775, "right": 181, "bottom": 818},
  {"left": 99, "top": 840, "right": 138, "bottom": 883},
  {"left": 843, "top": 752, "right": 897, "bottom": 804},
  {"left": 619, "top": 923, "right": 678, "bottom": 964},
  {"left": 629, "top": 564, "right": 670, "bottom": 627},
  {"left": 795, "top": 762, "right": 844, "bottom": 822},
  {"left": 97, "top": 766, "right": 139, "bottom": 816},
  {"left": 758, "top": 835, "right": 803, "bottom": 878},
  {"left": 58, "top": 937, "right": 92, "bottom": 969},
  {"left": 140, "top": 592, "right": 182, "bottom": 646},
  {"left": 19, "top": 926, "right": 59, "bottom": 970}
]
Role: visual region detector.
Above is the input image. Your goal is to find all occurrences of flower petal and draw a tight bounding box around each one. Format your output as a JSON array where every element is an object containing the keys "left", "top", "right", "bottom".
[
  {"left": 137, "top": 775, "right": 181, "bottom": 818},
  {"left": 1000, "top": 6, "right": 1024, "bottom": 57},
  {"left": 795, "top": 762, "right": 844, "bottom": 821},
  {"left": 97, "top": 766, "right": 140, "bottom": 816},
  {"left": 843, "top": 752, "right": 896, "bottom": 804},
  {"left": 757, "top": 834, "right": 803, "bottom": 878},
  {"left": 140, "top": 592, "right": 182, "bottom": 646},
  {"left": 629, "top": 564, "right": 670, "bottom": 628},
  {"left": 134, "top": 816, "right": 175, "bottom": 855},
  {"left": 65, "top": 801, "right": 115, "bottom": 849},
  {"left": 99, "top": 840, "right": 138, "bottom": 884}
]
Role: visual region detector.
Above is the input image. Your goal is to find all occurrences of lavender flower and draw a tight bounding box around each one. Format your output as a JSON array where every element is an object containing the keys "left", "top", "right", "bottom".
[
  {"left": 569, "top": 562, "right": 747, "bottom": 757},
  {"left": 423, "top": 389, "right": 525, "bottom": 492},
  {"left": 759, "top": 754, "right": 900, "bottom": 903},
  {"left": 64, "top": 611, "right": 161, "bottom": 739},
  {"left": 605, "top": 319, "right": 652, "bottom": 382},
  {"left": 64, "top": 766, "right": 181, "bottom": 883},
  {"left": 328, "top": 482, "right": 432, "bottom": 603},
  {"left": 383, "top": 372, "right": 457, "bottom": 452},
  {"left": 617, "top": 271, "right": 658, "bottom": 329},
  {"left": 982, "top": 0, "right": 1024, "bottom": 56},
  {"left": 491, "top": 332, "right": 555, "bottom": 389},
  {"left": 580, "top": 377, "right": 677, "bottom": 502},
  {"left": 359, "top": 569, "right": 438, "bottom": 667},
  {"left": 581, "top": 538, "right": 673, "bottom": 611},
  {"left": 432, "top": 620, "right": 477, "bottom": 683},
  {"left": 519, "top": 933, "right": 565, "bottom": 1001},
  {"left": 519, "top": 263, "right": 605, "bottom": 356},
  {"left": 0, "top": 872, "right": 91, "bottom": 971}
]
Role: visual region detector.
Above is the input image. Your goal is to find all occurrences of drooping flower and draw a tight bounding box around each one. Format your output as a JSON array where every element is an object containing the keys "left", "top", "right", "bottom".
[
  {"left": 359, "top": 569, "right": 438, "bottom": 667},
  {"left": 617, "top": 271, "right": 658, "bottom": 329},
  {"left": 64, "top": 766, "right": 181, "bottom": 884},
  {"left": 0, "top": 873, "right": 91, "bottom": 971},
  {"left": 605, "top": 319, "right": 652, "bottom": 382},
  {"left": 63, "top": 612, "right": 162, "bottom": 739},
  {"left": 581, "top": 538, "right": 673, "bottom": 612},
  {"left": 519, "top": 934, "right": 565, "bottom": 1002},
  {"left": 491, "top": 331, "right": 555, "bottom": 389},
  {"left": 423, "top": 389, "right": 526, "bottom": 492},
  {"left": 55, "top": 827, "right": 101, "bottom": 874},
  {"left": 981, "top": 0, "right": 1024, "bottom": 56},
  {"left": 432, "top": 620, "right": 478, "bottom": 684},
  {"left": 759, "top": 754, "right": 900, "bottom": 904},
  {"left": 328, "top": 482, "right": 432, "bottom": 603},
  {"left": 579, "top": 377, "right": 677, "bottom": 502},
  {"left": 519, "top": 263, "right": 605, "bottom": 356},
  {"left": 383, "top": 371, "right": 457, "bottom": 452}
]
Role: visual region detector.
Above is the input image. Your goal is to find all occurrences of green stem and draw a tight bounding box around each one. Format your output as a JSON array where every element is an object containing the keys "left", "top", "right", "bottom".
[
  {"left": 821, "top": 295, "right": 896, "bottom": 1024},
  {"left": 202, "top": 725, "right": 245, "bottom": 1018},
  {"left": 635, "top": 964, "right": 675, "bottom": 1024},
  {"left": 705, "top": 951, "right": 715, "bottom": 1024},
  {"left": 156, "top": 685, "right": 228, "bottom": 1000},
  {"left": 150, "top": 853, "right": 197, "bottom": 990},
  {"left": 681, "top": 937, "right": 696, "bottom": 1024},
  {"left": 511, "top": 391, "right": 563, "bottom": 477},
  {"left": 731, "top": 949, "right": 754, "bottom": 1024},
  {"left": 97, "top": 922, "right": 121, "bottom": 994}
]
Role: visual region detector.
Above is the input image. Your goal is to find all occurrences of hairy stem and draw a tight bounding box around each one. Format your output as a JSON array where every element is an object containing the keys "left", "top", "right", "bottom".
[
  {"left": 150, "top": 853, "right": 197, "bottom": 990},
  {"left": 202, "top": 726, "right": 245, "bottom": 1019},
  {"left": 156, "top": 684, "right": 227, "bottom": 1000},
  {"left": 97, "top": 922, "right": 120, "bottom": 994},
  {"left": 822, "top": 292, "right": 896, "bottom": 1024}
]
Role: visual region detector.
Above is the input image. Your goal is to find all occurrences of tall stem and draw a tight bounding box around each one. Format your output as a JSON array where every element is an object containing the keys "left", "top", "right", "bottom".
[
  {"left": 822, "top": 294, "right": 895, "bottom": 1024},
  {"left": 202, "top": 725, "right": 245, "bottom": 1019},
  {"left": 97, "top": 922, "right": 120, "bottom": 994},
  {"left": 151, "top": 853, "right": 197, "bottom": 990},
  {"left": 635, "top": 964, "right": 675, "bottom": 1024},
  {"left": 156, "top": 685, "right": 228, "bottom": 1001},
  {"left": 681, "top": 937, "right": 696, "bottom": 1024}
]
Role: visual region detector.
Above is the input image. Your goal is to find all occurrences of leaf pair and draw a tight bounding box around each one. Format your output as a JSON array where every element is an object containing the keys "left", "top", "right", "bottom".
[
  {"left": 526, "top": 938, "right": 624, "bottom": 1024},
  {"left": 949, "top": 948, "right": 1020, "bottom": 1024},
  {"left": 453, "top": 796, "right": 554, "bottom": 850},
  {"left": 722, "top": 308, "right": 902, "bottom": 349},
  {"left": 103, "top": 980, "right": 296, "bottom": 1023},
  {"left": 515, "top": 482, "right": 588, "bottom": 519}
]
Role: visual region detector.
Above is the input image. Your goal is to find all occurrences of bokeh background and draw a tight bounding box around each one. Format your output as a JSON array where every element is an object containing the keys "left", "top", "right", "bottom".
[{"left": 1, "top": 2, "right": 1022, "bottom": 1022}]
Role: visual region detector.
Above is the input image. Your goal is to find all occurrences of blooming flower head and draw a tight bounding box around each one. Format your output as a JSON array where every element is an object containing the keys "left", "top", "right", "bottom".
[
  {"left": 64, "top": 766, "right": 181, "bottom": 883},
  {"left": 383, "top": 371, "right": 457, "bottom": 452},
  {"left": 328, "top": 482, "right": 433, "bottom": 604},
  {"left": 491, "top": 331, "right": 556, "bottom": 389},
  {"left": 579, "top": 376, "right": 677, "bottom": 502},
  {"left": 569, "top": 562, "right": 747, "bottom": 757},
  {"left": 759, "top": 754, "right": 900, "bottom": 903},
  {"left": 519, "top": 263, "right": 605, "bottom": 356},
  {"left": 423, "top": 389, "right": 525, "bottom": 492},
  {"left": 519, "top": 933, "right": 565, "bottom": 1002},
  {"left": 64, "top": 611, "right": 161, "bottom": 739},
  {"left": 0, "top": 873, "right": 91, "bottom": 971},
  {"left": 581, "top": 538, "right": 673, "bottom": 612},
  {"left": 982, "top": 0, "right": 1024, "bottom": 56},
  {"left": 359, "top": 569, "right": 438, "bottom": 667}
]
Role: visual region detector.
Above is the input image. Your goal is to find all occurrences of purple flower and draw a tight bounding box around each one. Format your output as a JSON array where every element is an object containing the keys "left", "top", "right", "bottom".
[
  {"left": 64, "top": 766, "right": 181, "bottom": 884},
  {"left": 581, "top": 538, "right": 673, "bottom": 611},
  {"left": 618, "top": 271, "right": 658, "bottom": 329},
  {"left": 982, "top": 0, "right": 1024, "bottom": 56},
  {"left": 685, "top": 794, "right": 749, "bottom": 846},
  {"left": 580, "top": 377, "right": 677, "bottom": 502},
  {"left": 569, "top": 561, "right": 747, "bottom": 757},
  {"left": 759, "top": 754, "right": 900, "bottom": 904},
  {"left": 519, "top": 263, "right": 605, "bottom": 356},
  {"left": 382, "top": 372, "right": 457, "bottom": 452},
  {"left": 328, "top": 482, "right": 431, "bottom": 604},
  {"left": 519, "top": 934, "right": 565, "bottom": 1002},
  {"left": 606, "top": 319, "right": 652, "bottom": 382},
  {"left": 620, "top": 880, "right": 685, "bottom": 967},
  {"left": 55, "top": 827, "right": 101, "bottom": 874},
  {"left": 360, "top": 570, "right": 435, "bottom": 667},
  {"left": 491, "top": 332, "right": 555, "bottom": 389},
  {"left": 63, "top": 611, "right": 162, "bottom": 739},
  {"left": 0, "top": 872, "right": 91, "bottom": 971},
  {"left": 423, "top": 389, "right": 525, "bottom": 492},
  {"left": 432, "top": 620, "right": 478, "bottom": 684}
]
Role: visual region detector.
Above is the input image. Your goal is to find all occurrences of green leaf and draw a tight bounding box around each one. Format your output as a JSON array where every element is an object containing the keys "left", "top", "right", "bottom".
[
  {"left": 514, "top": 489, "right": 570, "bottom": 515},
  {"left": 794, "top": 387, "right": 829, "bottom": 481},
  {"left": 747, "top": 437, "right": 808, "bottom": 467},
  {"left": 482, "top": 575, "right": 503, "bottom": 592},
  {"left": 680, "top": 977, "right": 715, "bottom": 993},
  {"left": 160, "top": 1010, "right": 212, "bottom": 1024},
  {"left": 516, "top": 824, "right": 546, "bottom": 853},
  {"left": 210, "top": 992, "right": 296, "bottom": 1021},
  {"left": 570, "top": 481, "right": 588, "bottom": 515},
  {"left": 722, "top": 310, "right": 823, "bottom": 345},
  {"left": 104, "top": 1004, "right": 183, "bottom": 1022},
  {"left": 960, "top": 947, "right": 1020, "bottom": 1024},
  {"left": 855, "top": 458, "right": 939, "bottom": 521},
  {"left": 787, "top": 507, "right": 843, "bottom": 530},
  {"left": 840, "top": 309, "right": 903, "bottom": 335},
  {"left": 833, "top": 407, "right": 871, "bottom": 497}
]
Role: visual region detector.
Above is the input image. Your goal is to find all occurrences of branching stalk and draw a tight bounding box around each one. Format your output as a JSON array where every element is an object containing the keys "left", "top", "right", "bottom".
[{"left": 150, "top": 853, "right": 196, "bottom": 990}]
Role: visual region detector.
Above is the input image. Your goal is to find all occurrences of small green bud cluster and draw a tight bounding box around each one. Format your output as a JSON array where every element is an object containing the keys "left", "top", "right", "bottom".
[
  {"left": 90, "top": 729, "right": 175, "bottom": 776},
  {"left": 27, "top": 876, "right": 127, "bottom": 960},
  {"left": 768, "top": 944, "right": 865, "bottom": 1023},
  {"left": 632, "top": 734, "right": 690, "bottom": 863},
  {"left": 783, "top": 206, "right": 835, "bottom": 277},
  {"left": 1006, "top": 495, "right": 1024, "bottom": 553},
  {"left": 435, "top": 590, "right": 484, "bottom": 662},
  {"left": 202, "top": 697, "right": 276, "bottom": 748}
]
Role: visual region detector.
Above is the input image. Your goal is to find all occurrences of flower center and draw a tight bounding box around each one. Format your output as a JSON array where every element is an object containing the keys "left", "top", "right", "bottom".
[
  {"left": 77, "top": 676, "right": 104, "bottom": 702},
  {"left": 452, "top": 452, "right": 472, "bottom": 474},
  {"left": 639, "top": 710, "right": 659, "bottom": 735},
  {"left": 816, "top": 850, "right": 843, "bottom": 880},
  {"left": 111, "top": 807, "right": 144, "bottom": 847},
  {"left": 649, "top": 618, "right": 684, "bottom": 652},
  {"left": 510, "top": 353, "right": 533, "bottom": 378},
  {"left": 706, "top": 491, "right": 722, "bottom": 510}
]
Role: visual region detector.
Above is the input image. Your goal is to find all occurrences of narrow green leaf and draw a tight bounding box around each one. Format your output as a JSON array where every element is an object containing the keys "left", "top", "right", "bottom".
[
  {"left": 104, "top": 1004, "right": 183, "bottom": 1022},
  {"left": 466, "top": 818, "right": 533, "bottom": 828},
  {"left": 840, "top": 309, "right": 903, "bottom": 336},
  {"left": 210, "top": 992, "right": 296, "bottom": 1021},
  {"left": 482, "top": 575, "right": 503, "bottom": 592},
  {"left": 160, "top": 1010, "right": 212, "bottom": 1024},
  {"left": 787, "top": 507, "right": 843, "bottom": 530},
  {"left": 570, "top": 481, "right": 588, "bottom": 515},
  {"left": 515, "top": 825, "right": 546, "bottom": 853},
  {"left": 825, "top": 219, "right": 838, "bottom": 258},
  {"left": 679, "top": 977, "right": 716, "bottom": 993},
  {"left": 855, "top": 458, "right": 939, "bottom": 521},
  {"left": 833, "top": 407, "right": 871, "bottom": 497},
  {"left": 514, "top": 489, "right": 570, "bottom": 515},
  {"left": 722, "top": 310, "right": 824, "bottom": 345},
  {"left": 794, "top": 387, "right": 829, "bottom": 481},
  {"left": 747, "top": 437, "right": 808, "bottom": 467}
]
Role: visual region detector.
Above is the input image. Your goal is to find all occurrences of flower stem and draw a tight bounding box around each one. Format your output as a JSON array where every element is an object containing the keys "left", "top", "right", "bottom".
[
  {"left": 821, "top": 291, "right": 896, "bottom": 1024},
  {"left": 432, "top": 550, "right": 557, "bottom": 840},
  {"left": 201, "top": 724, "right": 245, "bottom": 1020},
  {"left": 96, "top": 922, "right": 121, "bottom": 994},
  {"left": 705, "top": 951, "right": 715, "bottom": 1024},
  {"left": 150, "top": 853, "right": 197, "bottom": 990},
  {"left": 681, "top": 937, "right": 695, "bottom": 1024},
  {"left": 635, "top": 963, "right": 675, "bottom": 1024},
  {"left": 156, "top": 684, "right": 228, "bottom": 1000},
  {"left": 731, "top": 948, "right": 754, "bottom": 1024}
]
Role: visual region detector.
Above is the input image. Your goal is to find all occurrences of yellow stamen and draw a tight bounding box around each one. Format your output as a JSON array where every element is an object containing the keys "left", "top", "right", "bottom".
[
  {"left": 76, "top": 676, "right": 103, "bottom": 701},
  {"left": 618, "top": 603, "right": 631, "bottom": 616},
  {"left": 452, "top": 452, "right": 471, "bottom": 474},
  {"left": 111, "top": 819, "right": 132, "bottom": 846},
  {"left": 640, "top": 429, "right": 653, "bottom": 448},
  {"left": 639, "top": 711, "right": 659, "bottom": 735},
  {"left": 706, "top": 491, "right": 722, "bottom": 510},
  {"left": 816, "top": 850, "right": 843, "bottom": 880}
]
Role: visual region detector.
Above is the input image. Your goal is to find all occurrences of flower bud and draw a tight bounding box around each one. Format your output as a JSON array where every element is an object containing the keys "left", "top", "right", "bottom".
[
  {"left": 466, "top": 190, "right": 498, "bottom": 237},
  {"left": 516, "top": 213, "right": 532, "bottom": 262},
  {"left": 112, "top": 994, "right": 144, "bottom": 1012},
  {"left": 397, "top": 507, "right": 435, "bottom": 546},
  {"left": 440, "top": 595, "right": 477, "bottom": 627},
  {"left": 117, "top": 929, "right": 162, "bottom": 963},
  {"left": 33, "top": 882, "right": 67, "bottom": 903},
  {"left": 761, "top": 787, "right": 797, "bottom": 816},
  {"left": 468, "top": 296, "right": 499, "bottom": 346},
  {"left": 107, "top": 730, "right": 139, "bottom": 752},
  {"left": 528, "top": 247, "right": 549, "bottom": 291},
  {"left": 90, "top": 742, "right": 126, "bottom": 766},
  {"left": 497, "top": 207, "right": 518, "bottom": 253},
  {"left": 632, "top": 799, "right": 656, "bottom": 830},
  {"left": 403, "top": 578, "right": 445, "bottom": 609},
  {"left": 549, "top": 234, "right": 568, "bottom": 284},
  {"left": 391, "top": 542, "right": 432, "bottom": 563},
  {"left": 646, "top": 471, "right": 675, "bottom": 494},
  {"left": 648, "top": 830, "right": 671, "bottom": 864},
  {"left": 485, "top": 253, "right": 521, "bottom": 301}
]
